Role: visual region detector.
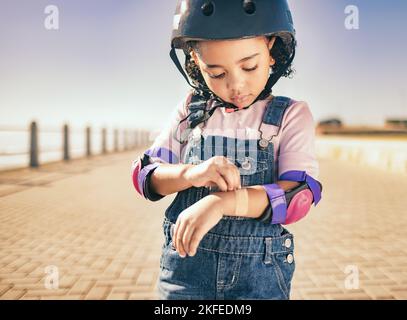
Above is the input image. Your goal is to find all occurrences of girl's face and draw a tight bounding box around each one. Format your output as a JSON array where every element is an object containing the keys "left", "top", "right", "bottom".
[{"left": 191, "top": 36, "right": 276, "bottom": 109}]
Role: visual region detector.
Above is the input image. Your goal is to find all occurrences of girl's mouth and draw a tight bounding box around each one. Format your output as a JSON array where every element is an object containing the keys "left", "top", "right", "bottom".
[{"left": 231, "top": 94, "right": 250, "bottom": 104}]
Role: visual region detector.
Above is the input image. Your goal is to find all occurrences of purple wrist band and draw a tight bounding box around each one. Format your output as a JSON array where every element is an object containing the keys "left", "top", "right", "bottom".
[{"left": 263, "top": 184, "right": 287, "bottom": 224}]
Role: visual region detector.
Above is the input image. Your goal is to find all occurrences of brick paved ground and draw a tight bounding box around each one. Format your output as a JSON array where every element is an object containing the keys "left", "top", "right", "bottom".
[{"left": 0, "top": 149, "right": 406, "bottom": 300}]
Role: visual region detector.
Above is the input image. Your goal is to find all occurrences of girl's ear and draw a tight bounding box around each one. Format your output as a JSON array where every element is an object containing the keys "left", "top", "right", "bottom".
[
  {"left": 268, "top": 36, "right": 277, "bottom": 51},
  {"left": 268, "top": 36, "right": 277, "bottom": 66},
  {"left": 190, "top": 50, "right": 198, "bottom": 65}
]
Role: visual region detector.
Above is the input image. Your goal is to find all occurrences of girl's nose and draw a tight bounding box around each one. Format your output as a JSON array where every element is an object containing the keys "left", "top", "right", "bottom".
[{"left": 226, "top": 72, "right": 245, "bottom": 93}]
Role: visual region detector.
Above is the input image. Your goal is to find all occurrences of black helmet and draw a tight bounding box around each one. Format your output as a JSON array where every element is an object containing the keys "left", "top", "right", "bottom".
[{"left": 169, "top": 0, "right": 296, "bottom": 109}]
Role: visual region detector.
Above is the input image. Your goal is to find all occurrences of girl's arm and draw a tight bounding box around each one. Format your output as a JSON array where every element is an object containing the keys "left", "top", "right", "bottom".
[
  {"left": 211, "top": 180, "right": 300, "bottom": 219},
  {"left": 149, "top": 163, "right": 194, "bottom": 196},
  {"left": 131, "top": 91, "right": 194, "bottom": 200},
  {"left": 149, "top": 155, "right": 243, "bottom": 197},
  {"left": 171, "top": 179, "right": 317, "bottom": 257}
]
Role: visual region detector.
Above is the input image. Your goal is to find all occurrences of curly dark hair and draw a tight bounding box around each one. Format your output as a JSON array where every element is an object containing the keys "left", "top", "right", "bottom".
[{"left": 184, "top": 36, "right": 296, "bottom": 90}]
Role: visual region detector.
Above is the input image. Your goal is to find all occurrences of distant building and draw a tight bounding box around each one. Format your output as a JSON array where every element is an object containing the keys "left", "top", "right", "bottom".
[
  {"left": 315, "top": 117, "right": 407, "bottom": 136},
  {"left": 385, "top": 119, "right": 407, "bottom": 129},
  {"left": 316, "top": 118, "right": 343, "bottom": 135},
  {"left": 318, "top": 118, "right": 343, "bottom": 127}
]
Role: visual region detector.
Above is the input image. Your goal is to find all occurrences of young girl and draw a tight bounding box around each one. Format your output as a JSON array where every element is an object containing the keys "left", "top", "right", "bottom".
[{"left": 132, "top": 0, "right": 322, "bottom": 300}]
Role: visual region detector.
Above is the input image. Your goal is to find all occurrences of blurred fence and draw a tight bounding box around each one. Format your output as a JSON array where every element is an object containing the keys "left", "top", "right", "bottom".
[
  {"left": 3, "top": 122, "right": 406, "bottom": 175},
  {"left": 0, "top": 122, "right": 153, "bottom": 171}
]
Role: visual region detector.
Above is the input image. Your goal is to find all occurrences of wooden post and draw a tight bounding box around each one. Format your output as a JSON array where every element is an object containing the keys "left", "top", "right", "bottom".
[
  {"left": 147, "top": 130, "right": 151, "bottom": 145},
  {"left": 131, "top": 130, "right": 135, "bottom": 149},
  {"left": 86, "top": 126, "right": 91, "bottom": 157},
  {"left": 135, "top": 129, "right": 140, "bottom": 148},
  {"left": 144, "top": 130, "right": 148, "bottom": 146},
  {"left": 63, "top": 124, "right": 70, "bottom": 161},
  {"left": 113, "top": 129, "right": 118, "bottom": 152},
  {"left": 141, "top": 130, "right": 145, "bottom": 146},
  {"left": 102, "top": 128, "right": 107, "bottom": 154},
  {"left": 123, "top": 129, "right": 128, "bottom": 151},
  {"left": 29, "top": 121, "right": 39, "bottom": 167}
]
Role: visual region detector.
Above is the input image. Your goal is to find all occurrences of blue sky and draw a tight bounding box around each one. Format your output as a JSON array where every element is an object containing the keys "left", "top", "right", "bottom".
[{"left": 0, "top": 0, "right": 406, "bottom": 131}]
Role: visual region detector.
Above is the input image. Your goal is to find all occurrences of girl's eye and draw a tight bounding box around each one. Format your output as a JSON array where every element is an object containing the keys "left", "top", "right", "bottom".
[
  {"left": 208, "top": 66, "right": 258, "bottom": 79},
  {"left": 243, "top": 65, "right": 258, "bottom": 72},
  {"left": 209, "top": 73, "right": 225, "bottom": 79}
]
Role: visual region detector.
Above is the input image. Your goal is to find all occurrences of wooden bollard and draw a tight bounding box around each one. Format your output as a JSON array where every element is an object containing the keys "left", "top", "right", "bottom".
[
  {"left": 144, "top": 130, "right": 148, "bottom": 145},
  {"left": 123, "top": 129, "right": 128, "bottom": 151},
  {"left": 86, "top": 126, "right": 91, "bottom": 157},
  {"left": 136, "top": 129, "right": 141, "bottom": 147},
  {"left": 29, "top": 121, "right": 39, "bottom": 168},
  {"left": 134, "top": 130, "right": 138, "bottom": 149},
  {"left": 131, "top": 130, "right": 136, "bottom": 149},
  {"left": 102, "top": 128, "right": 107, "bottom": 154},
  {"left": 63, "top": 124, "right": 70, "bottom": 161},
  {"left": 114, "top": 129, "right": 118, "bottom": 152}
]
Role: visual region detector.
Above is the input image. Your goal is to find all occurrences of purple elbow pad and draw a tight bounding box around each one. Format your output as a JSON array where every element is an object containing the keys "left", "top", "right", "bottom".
[
  {"left": 132, "top": 158, "right": 161, "bottom": 198},
  {"left": 145, "top": 147, "right": 179, "bottom": 164},
  {"left": 132, "top": 147, "right": 179, "bottom": 199},
  {"left": 138, "top": 163, "right": 160, "bottom": 198},
  {"left": 132, "top": 160, "right": 143, "bottom": 195},
  {"left": 256, "top": 171, "right": 323, "bottom": 224},
  {"left": 279, "top": 170, "right": 322, "bottom": 205},
  {"left": 284, "top": 183, "right": 314, "bottom": 224}
]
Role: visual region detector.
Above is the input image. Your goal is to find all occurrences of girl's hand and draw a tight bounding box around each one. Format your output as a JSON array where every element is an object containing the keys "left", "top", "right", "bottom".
[
  {"left": 172, "top": 194, "right": 224, "bottom": 257},
  {"left": 183, "top": 156, "right": 241, "bottom": 192}
]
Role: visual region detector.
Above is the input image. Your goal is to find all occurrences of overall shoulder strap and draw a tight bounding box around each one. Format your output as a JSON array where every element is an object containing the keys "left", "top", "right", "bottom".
[
  {"left": 262, "top": 96, "right": 292, "bottom": 126},
  {"left": 259, "top": 96, "right": 293, "bottom": 141}
]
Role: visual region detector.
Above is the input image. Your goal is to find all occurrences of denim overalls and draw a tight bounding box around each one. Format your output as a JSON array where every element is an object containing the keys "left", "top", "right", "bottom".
[{"left": 157, "top": 96, "right": 296, "bottom": 300}]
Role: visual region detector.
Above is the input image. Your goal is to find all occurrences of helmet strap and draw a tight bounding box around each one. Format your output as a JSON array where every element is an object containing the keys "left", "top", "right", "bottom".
[{"left": 170, "top": 43, "right": 203, "bottom": 92}]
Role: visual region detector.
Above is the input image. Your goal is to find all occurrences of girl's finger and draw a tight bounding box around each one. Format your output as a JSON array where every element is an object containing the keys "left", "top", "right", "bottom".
[
  {"left": 235, "top": 168, "right": 242, "bottom": 189},
  {"left": 189, "top": 228, "right": 205, "bottom": 256},
  {"left": 220, "top": 169, "right": 235, "bottom": 191},
  {"left": 204, "top": 181, "right": 217, "bottom": 188},
  {"left": 213, "top": 174, "right": 228, "bottom": 192},
  {"left": 172, "top": 221, "right": 179, "bottom": 250},
  {"left": 182, "top": 224, "right": 195, "bottom": 256},
  {"left": 175, "top": 221, "right": 187, "bottom": 258},
  {"left": 228, "top": 166, "right": 240, "bottom": 190}
]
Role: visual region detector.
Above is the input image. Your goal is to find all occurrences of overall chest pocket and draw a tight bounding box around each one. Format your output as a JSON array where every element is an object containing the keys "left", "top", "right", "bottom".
[
  {"left": 185, "top": 137, "right": 274, "bottom": 187},
  {"left": 236, "top": 156, "right": 270, "bottom": 187}
]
